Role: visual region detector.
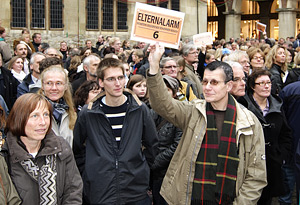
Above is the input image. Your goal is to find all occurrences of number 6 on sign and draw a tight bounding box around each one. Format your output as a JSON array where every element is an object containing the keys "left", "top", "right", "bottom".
[
  {"left": 153, "top": 31, "right": 159, "bottom": 39},
  {"left": 130, "top": 2, "right": 185, "bottom": 49}
]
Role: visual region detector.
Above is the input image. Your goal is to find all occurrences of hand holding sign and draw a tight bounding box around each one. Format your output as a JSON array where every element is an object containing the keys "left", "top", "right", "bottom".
[{"left": 131, "top": 2, "right": 185, "bottom": 49}]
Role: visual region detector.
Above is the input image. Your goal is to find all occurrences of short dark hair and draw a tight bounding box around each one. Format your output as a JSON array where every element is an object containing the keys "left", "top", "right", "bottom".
[
  {"left": 205, "top": 61, "right": 233, "bottom": 83},
  {"left": 0, "top": 27, "right": 5, "bottom": 35},
  {"left": 32, "top": 33, "right": 41, "bottom": 40},
  {"left": 97, "top": 58, "right": 124, "bottom": 80},
  {"left": 5, "top": 93, "right": 52, "bottom": 135},
  {"left": 39, "top": 57, "right": 62, "bottom": 73},
  {"left": 247, "top": 69, "right": 271, "bottom": 94}
]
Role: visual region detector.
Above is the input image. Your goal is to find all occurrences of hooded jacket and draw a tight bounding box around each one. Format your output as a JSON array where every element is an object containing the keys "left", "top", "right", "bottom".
[
  {"left": 73, "top": 90, "right": 158, "bottom": 204},
  {"left": 147, "top": 73, "right": 267, "bottom": 205},
  {"left": 1, "top": 130, "right": 83, "bottom": 205}
]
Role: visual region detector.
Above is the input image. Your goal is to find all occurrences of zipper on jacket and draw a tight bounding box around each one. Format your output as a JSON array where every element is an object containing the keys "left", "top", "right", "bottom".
[
  {"left": 185, "top": 119, "right": 206, "bottom": 204},
  {"left": 115, "top": 155, "right": 120, "bottom": 205}
]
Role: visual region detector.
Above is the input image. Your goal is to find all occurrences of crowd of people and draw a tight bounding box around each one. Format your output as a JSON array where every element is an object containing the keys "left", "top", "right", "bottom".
[{"left": 0, "top": 24, "right": 299, "bottom": 205}]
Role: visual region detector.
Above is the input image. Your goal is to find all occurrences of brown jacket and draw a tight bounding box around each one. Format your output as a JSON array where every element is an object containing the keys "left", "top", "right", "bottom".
[
  {"left": 147, "top": 73, "right": 267, "bottom": 205},
  {"left": 2, "top": 130, "right": 82, "bottom": 205},
  {"left": 0, "top": 156, "right": 21, "bottom": 205}
]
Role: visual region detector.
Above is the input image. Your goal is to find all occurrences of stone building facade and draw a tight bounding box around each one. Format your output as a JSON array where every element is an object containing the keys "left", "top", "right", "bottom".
[{"left": 0, "top": 0, "right": 299, "bottom": 50}]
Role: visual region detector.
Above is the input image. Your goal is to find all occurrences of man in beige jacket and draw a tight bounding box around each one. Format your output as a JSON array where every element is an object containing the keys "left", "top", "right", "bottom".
[{"left": 147, "top": 44, "right": 267, "bottom": 205}]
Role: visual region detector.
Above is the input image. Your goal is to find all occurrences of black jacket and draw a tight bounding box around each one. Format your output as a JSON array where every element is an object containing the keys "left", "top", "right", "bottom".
[
  {"left": 269, "top": 63, "right": 285, "bottom": 95},
  {"left": 151, "top": 111, "right": 182, "bottom": 180},
  {"left": 17, "top": 74, "right": 33, "bottom": 97},
  {"left": 73, "top": 91, "right": 158, "bottom": 204},
  {"left": 238, "top": 94, "right": 292, "bottom": 197},
  {"left": 284, "top": 67, "right": 300, "bottom": 86},
  {"left": 0, "top": 67, "right": 19, "bottom": 110}
]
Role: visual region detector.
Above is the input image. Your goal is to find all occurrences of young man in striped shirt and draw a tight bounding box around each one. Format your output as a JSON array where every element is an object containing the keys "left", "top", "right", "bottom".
[{"left": 73, "top": 57, "right": 158, "bottom": 205}]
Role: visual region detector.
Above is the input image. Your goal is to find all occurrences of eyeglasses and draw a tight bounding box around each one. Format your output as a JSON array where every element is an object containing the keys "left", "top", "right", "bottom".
[
  {"left": 253, "top": 56, "right": 264, "bottom": 61},
  {"left": 240, "top": 60, "right": 250, "bottom": 65},
  {"left": 163, "top": 65, "right": 179, "bottom": 69},
  {"left": 104, "top": 75, "right": 125, "bottom": 82},
  {"left": 44, "top": 81, "right": 65, "bottom": 88},
  {"left": 202, "top": 79, "right": 225, "bottom": 86},
  {"left": 254, "top": 81, "right": 271, "bottom": 86},
  {"left": 188, "top": 52, "right": 199, "bottom": 55},
  {"left": 233, "top": 77, "right": 246, "bottom": 82}
]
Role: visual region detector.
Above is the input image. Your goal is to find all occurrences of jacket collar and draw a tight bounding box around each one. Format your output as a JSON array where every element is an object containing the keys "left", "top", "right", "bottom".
[
  {"left": 194, "top": 95, "right": 256, "bottom": 145},
  {"left": 87, "top": 88, "right": 142, "bottom": 110},
  {"left": 4, "top": 130, "right": 62, "bottom": 163}
]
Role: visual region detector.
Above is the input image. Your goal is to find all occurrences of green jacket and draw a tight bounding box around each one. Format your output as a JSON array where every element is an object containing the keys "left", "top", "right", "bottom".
[
  {"left": 0, "top": 156, "right": 21, "bottom": 205},
  {"left": 147, "top": 73, "right": 267, "bottom": 205}
]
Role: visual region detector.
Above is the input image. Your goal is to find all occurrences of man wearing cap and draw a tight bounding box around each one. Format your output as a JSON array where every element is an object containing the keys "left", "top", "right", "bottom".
[{"left": 147, "top": 44, "right": 267, "bottom": 204}]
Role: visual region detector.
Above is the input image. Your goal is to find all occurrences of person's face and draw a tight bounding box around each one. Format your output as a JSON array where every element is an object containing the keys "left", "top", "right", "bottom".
[
  {"left": 253, "top": 75, "right": 271, "bottom": 99},
  {"left": 123, "top": 63, "right": 130, "bottom": 77},
  {"left": 206, "top": 55, "right": 215, "bottom": 64},
  {"left": 42, "top": 71, "right": 67, "bottom": 102},
  {"left": 138, "top": 42, "right": 145, "bottom": 49},
  {"left": 84, "top": 49, "right": 91, "bottom": 57},
  {"left": 24, "top": 36, "right": 30, "bottom": 43},
  {"left": 112, "top": 40, "right": 121, "bottom": 52},
  {"left": 86, "top": 88, "right": 101, "bottom": 104},
  {"left": 275, "top": 48, "right": 286, "bottom": 65},
  {"left": 12, "top": 58, "right": 24, "bottom": 73},
  {"left": 99, "top": 67, "right": 125, "bottom": 99},
  {"left": 98, "top": 35, "right": 104, "bottom": 42},
  {"left": 86, "top": 57, "right": 100, "bottom": 78},
  {"left": 287, "top": 51, "right": 292, "bottom": 64},
  {"left": 279, "top": 38, "right": 285, "bottom": 45},
  {"left": 125, "top": 42, "right": 130, "bottom": 47},
  {"left": 202, "top": 68, "right": 232, "bottom": 105},
  {"left": 1, "top": 31, "right": 6, "bottom": 39},
  {"left": 31, "top": 55, "right": 45, "bottom": 76},
  {"left": 34, "top": 34, "right": 42, "bottom": 44},
  {"left": 162, "top": 60, "right": 178, "bottom": 78},
  {"left": 250, "top": 53, "right": 264, "bottom": 70},
  {"left": 239, "top": 55, "right": 250, "bottom": 74},
  {"left": 60, "top": 42, "right": 67, "bottom": 51},
  {"left": 15, "top": 44, "right": 28, "bottom": 59},
  {"left": 232, "top": 44, "right": 237, "bottom": 50},
  {"left": 24, "top": 102, "right": 50, "bottom": 142},
  {"left": 46, "top": 48, "right": 58, "bottom": 58},
  {"left": 86, "top": 41, "right": 92, "bottom": 48},
  {"left": 132, "top": 81, "right": 147, "bottom": 98},
  {"left": 231, "top": 66, "right": 246, "bottom": 97},
  {"left": 184, "top": 49, "right": 199, "bottom": 65}
]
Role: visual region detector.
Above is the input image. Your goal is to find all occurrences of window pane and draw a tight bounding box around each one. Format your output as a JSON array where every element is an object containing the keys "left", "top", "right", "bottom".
[
  {"left": 117, "top": 0, "right": 127, "bottom": 30},
  {"left": 50, "top": 0, "right": 63, "bottom": 28},
  {"left": 102, "top": 0, "right": 113, "bottom": 30},
  {"left": 147, "top": 0, "right": 155, "bottom": 5},
  {"left": 31, "top": 0, "right": 45, "bottom": 28},
  {"left": 87, "top": 0, "right": 99, "bottom": 30},
  {"left": 171, "top": 0, "right": 180, "bottom": 11},
  {"left": 11, "top": 0, "right": 27, "bottom": 28},
  {"left": 159, "top": 1, "right": 168, "bottom": 8}
]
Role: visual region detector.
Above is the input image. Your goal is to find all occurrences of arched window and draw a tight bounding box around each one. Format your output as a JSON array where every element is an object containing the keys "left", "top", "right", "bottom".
[{"left": 241, "top": 0, "right": 259, "bottom": 14}]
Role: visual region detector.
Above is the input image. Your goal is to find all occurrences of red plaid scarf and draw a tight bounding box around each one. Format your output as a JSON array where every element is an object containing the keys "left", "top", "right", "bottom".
[{"left": 191, "top": 94, "right": 239, "bottom": 205}]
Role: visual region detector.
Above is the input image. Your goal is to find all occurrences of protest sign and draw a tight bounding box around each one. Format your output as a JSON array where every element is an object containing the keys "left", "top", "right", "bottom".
[
  {"left": 193, "top": 32, "right": 213, "bottom": 47},
  {"left": 131, "top": 2, "right": 185, "bottom": 49},
  {"left": 256, "top": 22, "right": 267, "bottom": 33}
]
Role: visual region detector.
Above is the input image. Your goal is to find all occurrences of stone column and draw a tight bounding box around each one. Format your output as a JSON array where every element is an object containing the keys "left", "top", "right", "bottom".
[
  {"left": 223, "top": 11, "right": 241, "bottom": 41},
  {"left": 277, "top": 8, "right": 298, "bottom": 38}
]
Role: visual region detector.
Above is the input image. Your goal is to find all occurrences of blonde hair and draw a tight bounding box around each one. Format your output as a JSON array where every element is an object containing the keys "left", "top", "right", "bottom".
[
  {"left": 265, "top": 45, "right": 288, "bottom": 72},
  {"left": 39, "top": 65, "right": 77, "bottom": 129}
]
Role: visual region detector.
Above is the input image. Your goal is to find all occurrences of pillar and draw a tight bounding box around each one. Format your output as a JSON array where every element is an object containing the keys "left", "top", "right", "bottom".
[
  {"left": 223, "top": 11, "right": 241, "bottom": 41},
  {"left": 277, "top": 8, "right": 298, "bottom": 38}
]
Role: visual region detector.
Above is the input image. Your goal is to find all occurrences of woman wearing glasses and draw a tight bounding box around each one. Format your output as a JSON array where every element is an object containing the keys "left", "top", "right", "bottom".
[
  {"left": 38, "top": 65, "right": 76, "bottom": 147},
  {"left": 238, "top": 69, "right": 291, "bottom": 205}
]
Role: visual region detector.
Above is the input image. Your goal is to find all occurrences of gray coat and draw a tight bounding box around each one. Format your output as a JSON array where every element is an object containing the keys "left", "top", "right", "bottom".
[{"left": 2, "top": 130, "right": 83, "bottom": 205}]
